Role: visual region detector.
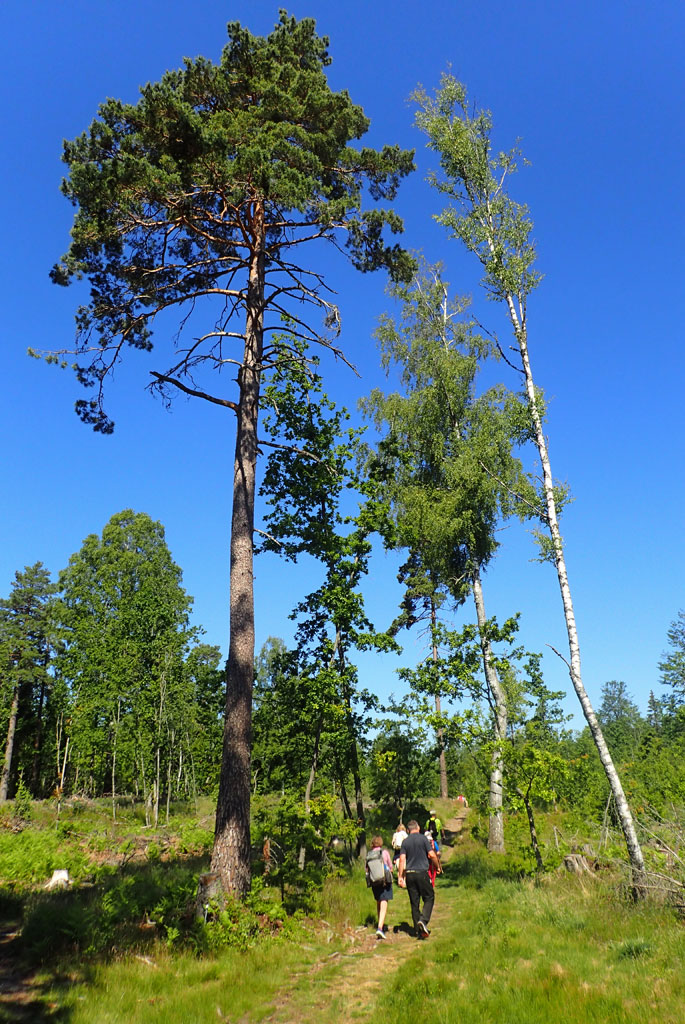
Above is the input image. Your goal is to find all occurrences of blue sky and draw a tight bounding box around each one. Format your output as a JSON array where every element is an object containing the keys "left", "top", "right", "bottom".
[{"left": 1, "top": 1, "right": 684, "bottom": 725}]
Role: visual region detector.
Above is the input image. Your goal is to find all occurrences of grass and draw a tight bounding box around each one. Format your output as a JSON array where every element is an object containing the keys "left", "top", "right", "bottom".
[
  {"left": 370, "top": 839, "right": 685, "bottom": 1024},
  {"left": 2, "top": 801, "right": 685, "bottom": 1023}
]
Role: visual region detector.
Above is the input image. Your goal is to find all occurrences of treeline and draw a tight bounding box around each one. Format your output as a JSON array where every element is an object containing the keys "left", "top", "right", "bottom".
[
  {"left": 0, "top": 512, "right": 224, "bottom": 821},
  {"left": 2, "top": 503, "right": 684, "bottom": 869}
]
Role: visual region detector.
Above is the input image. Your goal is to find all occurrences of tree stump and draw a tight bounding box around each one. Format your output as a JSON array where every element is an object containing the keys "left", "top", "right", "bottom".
[{"left": 563, "top": 853, "right": 591, "bottom": 874}]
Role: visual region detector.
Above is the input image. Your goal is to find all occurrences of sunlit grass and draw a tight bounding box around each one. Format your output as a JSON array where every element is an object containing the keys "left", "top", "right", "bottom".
[
  {"left": 374, "top": 844, "right": 685, "bottom": 1024},
  {"left": 4, "top": 804, "right": 685, "bottom": 1023}
]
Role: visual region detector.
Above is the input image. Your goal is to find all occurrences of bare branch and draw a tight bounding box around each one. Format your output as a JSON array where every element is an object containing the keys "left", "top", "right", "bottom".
[
  {"left": 257, "top": 438, "right": 324, "bottom": 462},
  {"left": 254, "top": 528, "right": 284, "bottom": 548},
  {"left": 149, "top": 372, "right": 238, "bottom": 412},
  {"left": 546, "top": 644, "right": 571, "bottom": 671},
  {"left": 471, "top": 314, "right": 524, "bottom": 375}
]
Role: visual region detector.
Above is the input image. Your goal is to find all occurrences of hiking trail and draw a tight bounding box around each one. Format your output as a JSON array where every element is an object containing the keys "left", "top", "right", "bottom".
[{"left": 263, "top": 802, "right": 469, "bottom": 1024}]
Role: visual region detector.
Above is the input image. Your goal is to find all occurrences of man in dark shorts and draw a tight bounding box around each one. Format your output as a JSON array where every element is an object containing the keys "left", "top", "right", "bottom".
[{"left": 397, "top": 820, "right": 441, "bottom": 938}]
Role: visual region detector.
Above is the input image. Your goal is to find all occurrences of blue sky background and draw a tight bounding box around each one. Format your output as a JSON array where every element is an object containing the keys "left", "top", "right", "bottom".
[{"left": 1, "top": 0, "right": 683, "bottom": 725}]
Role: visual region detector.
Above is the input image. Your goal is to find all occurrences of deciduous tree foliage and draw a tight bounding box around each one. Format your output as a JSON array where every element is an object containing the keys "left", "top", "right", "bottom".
[
  {"left": 57, "top": 511, "right": 193, "bottom": 818},
  {"left": 258, "top": 351, "right": 397, "bottom": 858},
  {"left": 362, "top": 261, "right": 533, "bottom": 850},
  {"left": 47, "top": 12, "right": 414, "bottom": 895}
]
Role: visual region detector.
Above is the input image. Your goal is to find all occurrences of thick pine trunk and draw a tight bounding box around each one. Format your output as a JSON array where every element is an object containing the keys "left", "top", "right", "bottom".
[
  {"left": 210, "top": 203, "right": 265, "bottom": 898},
  {"left": 472, "top": 567, "right": 507, "bottom": 854}
]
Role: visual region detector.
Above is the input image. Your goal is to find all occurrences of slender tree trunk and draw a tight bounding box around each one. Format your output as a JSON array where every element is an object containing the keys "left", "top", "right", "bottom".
[
  {"left": 154, "top": 745, "right": 161, "bottom": 828},
  {"left": 518, "top": 785, "right": 544, "bottom": 872},
  {"left": 472, "top": 566, "right": 507, "bottom": 854},
  {"left": 31, "top": 674, "right": 47, "bottom": 795},
  {"left": 140, "top": 751, "right": 150, "bottom": 826},
  {"left": 56, "top": 735, "right": 70, "bottom": 822},
  {"left": 493, "top": 263, "right": 645, "bottom": 883},
  {"left": 0, "top": 684, "right": 20, "bottom": 802},
  {"left": 431, "top": 600, "right": 449, "bottom": 799},
  {"left": 298, "top": 715, "right": 323, "bottom": 870},
  {"left": 339, "top": 652, "right": 366, "bottom": 859},
  {"left": 337, "top": 771, "right": 353, "bottom": 819},
  {"left": 211, "top": 203, "right": 265, "bottom": 897},
  {"left": 166, "top": 739, "right": 173, "bottom": 825},
  {"left": 111, "top": 698, "right": 121, "bottom": 823}
]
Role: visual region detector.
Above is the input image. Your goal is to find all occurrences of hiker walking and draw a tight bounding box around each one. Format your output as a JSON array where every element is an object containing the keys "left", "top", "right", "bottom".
[
  {"left": 397, "top": 820, "right": 441, "bottom": 939},
  {"left": 425, "top": 810, "right": 444, "bottom": 852},
  {"left": 391, "top": 823, "right": 408, "bottom": 866},
  {"left": 425, "top": 831, "right": 439, "bottom": 887},
  {"left": 365, "top": 835, "right": 394, "bottom": 939}
]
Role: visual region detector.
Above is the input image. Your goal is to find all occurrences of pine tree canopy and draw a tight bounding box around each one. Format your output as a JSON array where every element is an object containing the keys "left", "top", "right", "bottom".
[{"left": 50, "top": 11, "right": 415, "bottom": 432}]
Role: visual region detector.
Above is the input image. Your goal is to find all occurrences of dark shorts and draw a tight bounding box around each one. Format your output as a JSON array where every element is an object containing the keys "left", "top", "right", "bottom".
[{"left": 371, "top": 880, "right": 393, "bottom": 902}]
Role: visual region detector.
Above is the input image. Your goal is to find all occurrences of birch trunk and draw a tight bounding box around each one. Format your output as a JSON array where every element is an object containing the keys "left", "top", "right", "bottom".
[
  {"left": 431, "top": 600, "right": 449, "bottom": 799},
  {"left": 298, "top": 715, "right": 322, "bottom": 870},
  {"left": 472, "top": 566, "right": 507, "bottom": 853},
  {"left": 496, "top": 272, "right": 645, "bottom": 882},
  {"left": 211, "top": 202, "right": 265, "bottom": 897}
]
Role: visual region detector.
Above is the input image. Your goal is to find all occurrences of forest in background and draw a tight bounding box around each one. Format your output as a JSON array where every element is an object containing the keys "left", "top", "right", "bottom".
[{"left": 2, "top": 502, "right": 684, "bottom": 879}]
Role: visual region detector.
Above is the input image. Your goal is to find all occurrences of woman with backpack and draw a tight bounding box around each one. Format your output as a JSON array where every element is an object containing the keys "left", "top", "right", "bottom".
[{"left": 365, "top": 835, "right": 394, "bottom": 939}]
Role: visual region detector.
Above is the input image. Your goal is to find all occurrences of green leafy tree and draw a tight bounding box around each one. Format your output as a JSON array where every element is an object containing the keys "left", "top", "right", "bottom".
[
  {"left": 597, "top": 680, "right": 645, "bottom": 761},
  {"left": 503, "top": 653, "right": 569, "bottom": 870},
  {"left": 252, "top": 637, "right": 320, "bottom": 797},
  {"left": 57, "top": 511, "right": 193, "bottom": 819},
  {"left": 258, "top": 348, "right": 398, "bottom": 858},
  {"left": 389, "top": 553, "right": 454, "bottom": 799},
  {"left": 0, "top": 564, "right": 58, "bottom": 801},
  {"left": 362, "top": 261, "right": 534, "bottom": 851},
  {"left": 660, "top": 611, "right": 685, "bottom": 715},
  {"left": 182, "top": 644, "right": 225, "bottom": 796},
  {"left": 368, "top": 718, "right": 435, "bottom": 814},
  {"left": 414, "top": 76, "right": 646, "bottom": 884},
  {"left": 46, "top": 12, "right": 413, "bottom": 896}
]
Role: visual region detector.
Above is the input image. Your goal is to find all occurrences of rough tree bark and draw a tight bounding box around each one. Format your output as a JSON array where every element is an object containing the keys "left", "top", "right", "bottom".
[{"left": 210, "top": 204, "right": 265, "bottom": 896}]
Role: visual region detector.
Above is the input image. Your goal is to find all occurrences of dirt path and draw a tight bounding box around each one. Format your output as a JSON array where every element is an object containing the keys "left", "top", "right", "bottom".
[{"left": 264, "top": 805, "right": 469, "bottom": 1024}]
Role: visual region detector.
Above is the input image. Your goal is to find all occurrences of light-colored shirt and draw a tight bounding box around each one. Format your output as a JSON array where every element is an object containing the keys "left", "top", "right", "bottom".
[{"left": 392, "top": 829, "right": 408, "bottom": 850}]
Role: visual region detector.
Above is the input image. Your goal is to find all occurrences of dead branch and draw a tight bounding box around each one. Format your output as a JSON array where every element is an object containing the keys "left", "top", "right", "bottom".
[{"left": 149, "top": 372, "right": 238, "bottom": 412}]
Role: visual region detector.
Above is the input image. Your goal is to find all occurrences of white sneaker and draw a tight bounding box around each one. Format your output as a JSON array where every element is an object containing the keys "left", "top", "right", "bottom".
[{"left": 376, "top": 929, "right": 386, "bottom": 939}]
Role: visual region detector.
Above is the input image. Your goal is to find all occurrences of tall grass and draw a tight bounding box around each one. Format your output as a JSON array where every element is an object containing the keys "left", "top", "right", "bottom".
[{"left": 373, "top": 841, "right": 685, "bottom": 1024}]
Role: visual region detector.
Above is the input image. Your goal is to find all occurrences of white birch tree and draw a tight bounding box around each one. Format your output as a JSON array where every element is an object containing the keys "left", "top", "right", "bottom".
[{"left": 414, "top": 76, "right": 645, "bottom": 884}]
